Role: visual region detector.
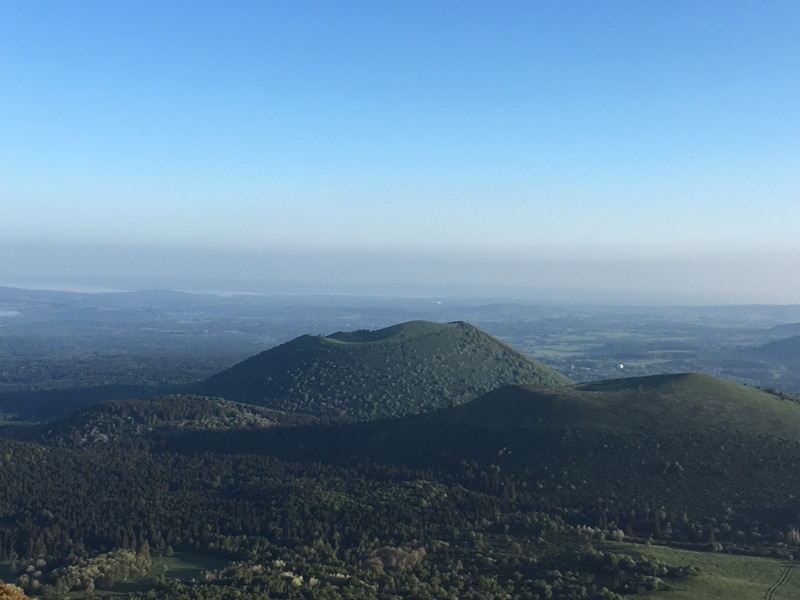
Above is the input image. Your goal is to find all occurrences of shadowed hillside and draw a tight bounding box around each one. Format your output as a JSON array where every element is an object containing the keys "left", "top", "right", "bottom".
[
  {"left": 197, "top": 320, "right": 572, "bottom": 420},
  {"left": 339, "top": 374, "right": 800, "bottom": 540},
  {"left": 746, "top": 335, "right": 800, "bottom": 366},
  {"left": 733, "top": 336, "right": 800, "bottom": 392},
  {"left": 115, "top": 373, "right": 800, "bottom": 543},
  {"left": 14, "top": 372, "right": 800, "bottom": 598}
]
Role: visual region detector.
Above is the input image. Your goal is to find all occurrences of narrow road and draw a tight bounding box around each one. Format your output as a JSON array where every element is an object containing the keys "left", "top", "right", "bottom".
[{"left": 765, "top": 558, "right": 795, "bottom": 600}]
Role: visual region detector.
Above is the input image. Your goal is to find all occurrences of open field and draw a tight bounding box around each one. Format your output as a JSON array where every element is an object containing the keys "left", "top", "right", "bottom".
[
  {"left": 0, "top": 553, "right": 232, "bottom": 599},
  {"left": 152, "top": 552, "right": 231, "bottom": 582},
  {"left": 91, "top": 552, "right": 230, "bottom": 598},
  {"left": 617, "top": 543, "right": 799, "bottom": 600}
]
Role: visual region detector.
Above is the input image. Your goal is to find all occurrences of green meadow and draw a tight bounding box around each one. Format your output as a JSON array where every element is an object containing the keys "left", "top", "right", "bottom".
[{"left": 618, "top": 543, "right": 799, "bottom": 600}]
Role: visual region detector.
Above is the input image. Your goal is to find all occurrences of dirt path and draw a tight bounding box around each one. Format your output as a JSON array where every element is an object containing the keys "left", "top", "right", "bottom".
[{"left": 765, "top": 558, "right": 795, "bottom": 600}]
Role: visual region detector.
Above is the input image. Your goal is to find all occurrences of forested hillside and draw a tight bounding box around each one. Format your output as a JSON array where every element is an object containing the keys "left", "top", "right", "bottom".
[
  {"left": 0, "top": 429, "right": 693, "bottom": 600},
  {"left": 199, "top": 320, "right": 572, "bottom": 419},
  {"left": 3, "top": 371, "right": 800, "bottom": 598},
  {"left": 3, "top": 318, "right": 800, "bottom": 599}
]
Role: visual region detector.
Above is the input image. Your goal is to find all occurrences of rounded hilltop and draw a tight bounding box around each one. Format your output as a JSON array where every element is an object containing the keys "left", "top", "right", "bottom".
[{"left": 198, "top": 320, "right": 571, "bottom": 420}]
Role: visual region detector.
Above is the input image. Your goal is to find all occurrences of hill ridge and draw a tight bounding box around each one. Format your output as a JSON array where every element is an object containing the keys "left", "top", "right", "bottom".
[
  {"left": 443, "top": 372, "right": 799, "bottom": 438},
  {"left": 325, "top": 320, "right": 456, "bottom": 344}
]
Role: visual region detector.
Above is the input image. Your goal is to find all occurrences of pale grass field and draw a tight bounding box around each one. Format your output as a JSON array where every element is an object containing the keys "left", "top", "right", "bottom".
[{"left": 617, "top": 543, "right": 798, "bottom": 600}]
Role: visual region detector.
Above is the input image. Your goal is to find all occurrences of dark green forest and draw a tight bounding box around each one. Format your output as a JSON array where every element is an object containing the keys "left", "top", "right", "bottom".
[
  {"left": 4, "top": 382, "right": 800, "bottom": 599},
  {"left": 3, "top": 318, "right": 800, "bottom": 599},
  {"left": 0, "top": 425, "right": 695, "bottom": 600}
]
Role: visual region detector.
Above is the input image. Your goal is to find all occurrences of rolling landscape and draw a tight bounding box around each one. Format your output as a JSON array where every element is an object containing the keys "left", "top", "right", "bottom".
[
  {"left": 6, "top": 2, "right": 798, "bottom": 598},
  {"left": 2, "top": 288, "right": 800, "bottom": 599}
]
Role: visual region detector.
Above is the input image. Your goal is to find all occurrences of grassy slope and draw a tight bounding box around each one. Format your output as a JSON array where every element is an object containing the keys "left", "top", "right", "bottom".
[
  {"left": 623, "top": 543, "right": 800, "bottom": 600},
  {"left": 198, "top": 320, "right": 572, "bottom": 420}
]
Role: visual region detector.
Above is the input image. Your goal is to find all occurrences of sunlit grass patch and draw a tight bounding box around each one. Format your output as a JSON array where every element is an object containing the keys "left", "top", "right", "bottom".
[{"left": 613, "top": 543, "right": 799, "bottom": 600}]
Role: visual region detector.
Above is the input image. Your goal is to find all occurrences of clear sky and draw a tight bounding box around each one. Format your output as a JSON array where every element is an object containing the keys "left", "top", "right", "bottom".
[{"left": 2, "top": 1, "right": 799, "bottom": 302}]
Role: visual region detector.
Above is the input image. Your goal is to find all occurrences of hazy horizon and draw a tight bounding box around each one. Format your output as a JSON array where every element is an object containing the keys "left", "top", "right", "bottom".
[
  {"left": 3, "top": 2, "right": 798, "bottom": 304},
  {"left": 2, "top": 240, "right": 798, "bottom": 305}
]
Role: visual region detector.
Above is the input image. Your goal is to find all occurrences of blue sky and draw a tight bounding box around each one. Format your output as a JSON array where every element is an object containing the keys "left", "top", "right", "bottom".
[{"left": 2, "top": 1, "right": 799, "bottom": 302}]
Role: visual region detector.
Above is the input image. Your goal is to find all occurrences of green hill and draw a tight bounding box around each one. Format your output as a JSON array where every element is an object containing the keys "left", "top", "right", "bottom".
[
  {"left": 747, "top": 335, "right": 800, "bottom": 366},
  {"left": 351, "top": 373, "right": 800, "bottom": 541},
  {"left": 197, "top": 320, "right": 572, "bottom": 420},
  {"left": 446, "top": 373, "right": 800, "bottom": 439},
  {"left": 109, "top": 371, "right": 800, "bottom": 546}
]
